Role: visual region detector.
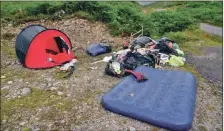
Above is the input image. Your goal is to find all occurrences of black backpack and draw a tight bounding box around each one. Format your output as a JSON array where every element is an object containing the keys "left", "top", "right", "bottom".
[{"left": 122, "top": 52, "right": 156, "bottom": 70}]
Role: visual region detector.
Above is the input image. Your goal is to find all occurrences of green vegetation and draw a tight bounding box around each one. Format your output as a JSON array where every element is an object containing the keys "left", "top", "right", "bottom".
[
  {"left": 177, "top": 2, "right": 223, "bottom": 26},
  {"left": 1, "top": 88, "right": 72, "bottom": 119},
  {"left": 1, "top": 1, "right": 222, "bottom": 36},
  {"left": 164, "top": 25, "right": 222, "bottom": 55}
]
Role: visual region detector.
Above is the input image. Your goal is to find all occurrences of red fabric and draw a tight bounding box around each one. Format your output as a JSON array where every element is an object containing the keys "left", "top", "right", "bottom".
[
  {"left": 125, "top": 69, "right": 147, "bottom": 82},
  {"left": 123, "top": 41, "right": 129, "bottom": 47},
  {"left": 25, "top": 29, "right": 74, "bottom": 69}
]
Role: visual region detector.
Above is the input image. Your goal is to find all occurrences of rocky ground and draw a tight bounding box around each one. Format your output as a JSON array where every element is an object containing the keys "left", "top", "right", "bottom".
[
  {"left": 1, "top": 18, "right": 223, "bottom": 131},
  {"left": 186, "top": 46, "right": 223, "bottom": 88}
]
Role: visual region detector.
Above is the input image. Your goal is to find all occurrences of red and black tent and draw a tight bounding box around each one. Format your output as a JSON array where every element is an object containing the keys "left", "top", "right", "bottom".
[{"left": 16, "top": 25, "right": 76, "bottom": 69}]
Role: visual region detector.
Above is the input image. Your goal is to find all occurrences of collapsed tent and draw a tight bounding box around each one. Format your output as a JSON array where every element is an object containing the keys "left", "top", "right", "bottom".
[{"left": 15, "top": 25, "right": 75, "bottom": 69}]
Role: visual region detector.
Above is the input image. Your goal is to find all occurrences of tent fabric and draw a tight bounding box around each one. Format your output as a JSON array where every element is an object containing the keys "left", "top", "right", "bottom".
[
  {"left": 102, "top": 66, "right": 196, "bottom": 131},
  {"left": 16, "top": 25, "right": 47, "bottom": 65},
  {"left": 15, "top": 25, "right": 74, "bottom": 69}
]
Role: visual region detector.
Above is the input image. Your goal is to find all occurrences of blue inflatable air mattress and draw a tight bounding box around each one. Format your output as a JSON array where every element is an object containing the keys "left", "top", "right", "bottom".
[{"left": 102, "top": 66, "right": 196, "bottom": 131}]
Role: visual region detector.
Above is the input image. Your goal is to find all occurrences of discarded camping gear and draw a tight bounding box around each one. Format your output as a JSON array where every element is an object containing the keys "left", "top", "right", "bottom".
[
  {"left": 105, "top": 61, "right": 147, "bottom": 82},
  {"left": 15, "top": 25, "right": 76, "bottom": 69},
  {"left": 90, "top": 56, "right": 112, "bottom": 64},
  {"left": 131, "top": 36, "right": 154, "bottom": 48},
  {"left": 124, "top": 69, "right": 148, "bottom": 82},
  {"left": 123, "top": 41, "right": 129, "bottom": 49},
  {"left": 102, "top": 66, "right": 196, "bottom": 131},
  {"left": 60, "top": 59, "right": 77, "bottom": 71},
  {"left": 122, "top": 51, "right": 156, "bottom": 70},
  {"left": 155, "top": 37, "right": 178, "bottom": 56},
  {"left": 168, "top": 55, "right": 185, "bottom": 67},
  {"left": 159, "top": 53, "right": 169, "bottom": 66},
  {"left": 86, "top": 43, "right": 112, "bottom": 56}
]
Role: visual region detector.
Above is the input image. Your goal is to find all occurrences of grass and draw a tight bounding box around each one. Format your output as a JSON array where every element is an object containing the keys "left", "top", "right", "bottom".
[
  {"left": 180, "top": 64, "right": 205, "bottom": 81},
  {"left": 1, "top": 39, "right": 16, "bottom": 59},
  {"left": 198, "top": 125, "right": 208, "bottom": 131},
  {"left": 1, "top": 67, "right": 36, "bottom": 84},
  {"left": 164, "top": 26, "right": 222, "bottom": 55},
  {"left": 1, "top": 88, "right": 72, "bottom": 120}
]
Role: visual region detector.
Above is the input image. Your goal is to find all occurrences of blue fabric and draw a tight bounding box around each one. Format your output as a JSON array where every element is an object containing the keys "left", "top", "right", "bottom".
[
  {"left": 102, "top": 66, "right": 196, "bottom": 131},
  {"left": 86, "top": 43, "right": 108, "bottom": 56}
]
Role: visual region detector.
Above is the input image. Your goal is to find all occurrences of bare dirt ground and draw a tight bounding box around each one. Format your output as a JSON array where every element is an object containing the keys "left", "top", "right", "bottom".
[{"left": 1, "top": 18, "right": 223, "bottom": 131}]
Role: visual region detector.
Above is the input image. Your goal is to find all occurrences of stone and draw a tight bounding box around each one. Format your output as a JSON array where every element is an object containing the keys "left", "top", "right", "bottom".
[
  {"left": 64, "top": 21, "right": 70, "bottom": 26},
  {"left": 18, "top": 79, "right": 23, "bottom": 82},
  {"left": 60, "top": 120, "right": 65, "bottom": 124},
  {"left": 2, "top": 119, "right": 7, "bottom": 124},
  {"left": 2, "top": 86, "right": 9, "bottom": 90},
  {"left": 7, "top": 81, "right": 13, "bottom": 84},
  {"left": 1, "top": 75, "right": 6, "bottom": 79},
  {"left": 21, "top": 88, "right": 31, "bottom": 96},
  {"left": 10, "top": 61, "right": 15, "bottom": 65},
  {"left": 53, "top": 81, "right": 60, "bottom": 86},
  {"left": 50, "top": 87, "right": 58, "bottom": 91},
  {"left": 35, "top": 117, "right": 40, "bottom": 121},
  {"left": 129, "top": 127, "right": 136, "bottom": 131},
  {"left": 19, "top": 121, "right": 26, "bottom": 126},
  {"left": 57, "top": 91, "right": 63, "bottom": 96},
  {"left": 46, "top": 78, "right": 52, "bottom": 82},
  {"left": 6, "top": 61, "right": 11, "bottom": 65},
  {"left": 38, "top": 83, "right": 48, "bottom": 90},
  {"left": 47, "top": 83, "right": 52, "bottom": 87}
]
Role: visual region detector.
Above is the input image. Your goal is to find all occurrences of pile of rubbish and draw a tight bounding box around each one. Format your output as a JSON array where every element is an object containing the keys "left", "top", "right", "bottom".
[
  {"left": 15, "top": 25, "right": 185, "bottom": 80},
  {"left": 88, "top": 36, "right": 186, "bottom": 82}
]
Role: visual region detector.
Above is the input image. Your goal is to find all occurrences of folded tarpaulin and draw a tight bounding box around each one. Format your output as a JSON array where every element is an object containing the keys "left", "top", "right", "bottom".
[{"left": 86, "top": 43, "right": 112, "bottom": 56}]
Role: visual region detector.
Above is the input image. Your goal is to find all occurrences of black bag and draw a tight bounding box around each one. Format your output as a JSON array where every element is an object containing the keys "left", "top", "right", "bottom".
[
  {"left": 155, "top": 37, "right": 178, "bottom": 55},
  {"left": 131, "top": 36, "right": 152, "bottom": 48},
  {"left": 122, "top": 52, "right": 156, "bottom": 70}
]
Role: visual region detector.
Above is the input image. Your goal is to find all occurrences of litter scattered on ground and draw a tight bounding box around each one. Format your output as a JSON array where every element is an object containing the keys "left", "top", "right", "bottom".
[
  {"left": 86, "top": 43, "right": 112, "bottom": 56},
  {"left": 90, "top": 56, "right": 112, "bottom": 64},
  {"left": 13, "top": 24, "right": 191, "bottom": 130},
  {"left": 88, "top": 67, "right": 98, "bottom": 70},
  {"left": 103, "top": 35, "right": 186, "bottom": 80},
  {"left": 168, "top": 55, "right": 185, "bottom": 67}
]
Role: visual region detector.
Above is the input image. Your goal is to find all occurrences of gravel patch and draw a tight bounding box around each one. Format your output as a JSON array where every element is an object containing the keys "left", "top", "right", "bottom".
[{"left": 186, "top": 46, "right": 222, "bottom": 88}]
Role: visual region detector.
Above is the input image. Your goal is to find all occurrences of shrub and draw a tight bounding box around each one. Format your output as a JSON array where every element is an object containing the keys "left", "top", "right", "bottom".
[
  {"left": 61, "top": 1, "right": 78, "bottom": 14},
  {"left": 26, "top": 2, "right": 51, "bottom": 15},
  {"left": 145, "top": 11, "right": 195, "bottom": 36},
  {"left": 14, "top": 9, "right": 27, "bottom": 19},
  {"left": 74, "top": 11, "right": 96, "bottom": 21}
]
